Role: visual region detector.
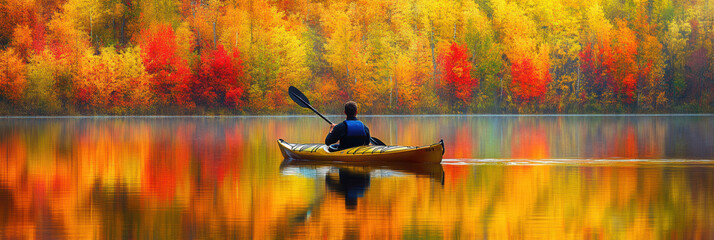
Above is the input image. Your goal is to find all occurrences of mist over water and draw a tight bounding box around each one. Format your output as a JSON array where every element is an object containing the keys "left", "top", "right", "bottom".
[{"left": 1, "top": 115, "right": 713, "bottom": 238}]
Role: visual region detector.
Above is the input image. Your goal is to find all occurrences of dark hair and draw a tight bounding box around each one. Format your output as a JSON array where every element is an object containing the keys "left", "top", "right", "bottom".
[{"left": 344, "top": 101, "right": 357, "bottom": 117}]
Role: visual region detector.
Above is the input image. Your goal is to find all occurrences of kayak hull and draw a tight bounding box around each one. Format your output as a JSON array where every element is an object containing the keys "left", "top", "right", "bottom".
[
  {"left": 280, "top": 159, "right": 445, "bottom": 182},
  {"left": 278, "top": 139, "right": 444, "bottom": 164}
]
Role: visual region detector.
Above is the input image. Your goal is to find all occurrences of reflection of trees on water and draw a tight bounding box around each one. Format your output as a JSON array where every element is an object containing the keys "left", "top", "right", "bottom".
[
  {"left": 0, "top": 185, "right": 12, "bottom": 228},
  {"left": 0, "top": 117, "right": 713, "bottom": 238},
  {"left": 89, "top": 179, "right": 142, "bottom": 239},
  {"left": 380, "top": 116, "right": 713, "bottom": 159}
]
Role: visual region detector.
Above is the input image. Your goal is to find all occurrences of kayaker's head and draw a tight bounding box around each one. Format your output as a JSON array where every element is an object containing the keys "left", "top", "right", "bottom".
[{"left": 344, "top": 101, "right": 358, "bottom": 117}]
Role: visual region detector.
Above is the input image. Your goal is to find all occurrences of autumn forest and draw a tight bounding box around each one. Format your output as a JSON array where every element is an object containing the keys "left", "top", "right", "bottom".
[{"left": 0, "top": 0, "right": 712, "bottom": 115}]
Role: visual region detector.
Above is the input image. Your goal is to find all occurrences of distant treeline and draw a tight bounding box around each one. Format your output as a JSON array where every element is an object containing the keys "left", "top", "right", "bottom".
[{"left": 0, "top": 0, "right": 712, "bottom": 115}]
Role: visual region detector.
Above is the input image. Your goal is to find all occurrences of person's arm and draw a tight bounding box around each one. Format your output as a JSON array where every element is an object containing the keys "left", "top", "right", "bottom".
[
  {"left": 325, "top": 123, "right": 344, "bottom": 145},
  {"left": 364, "top": 126, "right": 371, "bottom": 145}
]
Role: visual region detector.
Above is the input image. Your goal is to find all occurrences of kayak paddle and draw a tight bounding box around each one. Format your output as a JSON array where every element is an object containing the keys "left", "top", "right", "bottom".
[
  {"left": 289, "top": 86, "right": 334, "bottom": 125},
  {"left": 369, "top": 135, "right": 385, "bottom": 145},
  {"left": 288, "top": 86, "right": 386, "bottom": 146}
]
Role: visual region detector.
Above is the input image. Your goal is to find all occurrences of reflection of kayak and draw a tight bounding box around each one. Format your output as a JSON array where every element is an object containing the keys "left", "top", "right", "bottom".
[
  {"left": 280, "top": 159, "right": 444, "bottom": 186},
  {"left": 277, "top": 139, "right": 445, "bottom": 164},
  {"left": 280, "top": 159, "right": 445, "bottom": 182}
]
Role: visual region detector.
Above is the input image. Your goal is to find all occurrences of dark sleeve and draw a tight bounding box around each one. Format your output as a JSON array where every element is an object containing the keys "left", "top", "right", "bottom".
[
  {"left": 325, "top": 122, "right": 346, "bottom": 145},
  {"left": 364, "top": 125, "right": 371, "bottom": 145}
]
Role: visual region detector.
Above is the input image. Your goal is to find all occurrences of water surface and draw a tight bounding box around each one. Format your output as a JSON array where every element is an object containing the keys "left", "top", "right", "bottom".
[{"left": 1, "top": 115, "right": 713, "bottom": 239}]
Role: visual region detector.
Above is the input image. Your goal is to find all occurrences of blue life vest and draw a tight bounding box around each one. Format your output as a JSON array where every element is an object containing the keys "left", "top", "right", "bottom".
[{"left": 345, "top": 120, "right": 367, "bottom": 137}]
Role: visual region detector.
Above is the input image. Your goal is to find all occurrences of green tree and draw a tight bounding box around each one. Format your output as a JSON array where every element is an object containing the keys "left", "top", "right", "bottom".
[
  {"left": 24, "top": 51, "right": 65, "bottom": 114},
  {"left": 663, "top": 20, "right": 690, "bottom": 101}
]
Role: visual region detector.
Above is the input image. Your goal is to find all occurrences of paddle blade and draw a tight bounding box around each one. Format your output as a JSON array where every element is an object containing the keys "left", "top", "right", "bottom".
[
  {"left": 370, "top": 137, "right": 386, "bottom": 146},
  {"left": 288, "top": 86, "right": 311, "bottom": 108}
]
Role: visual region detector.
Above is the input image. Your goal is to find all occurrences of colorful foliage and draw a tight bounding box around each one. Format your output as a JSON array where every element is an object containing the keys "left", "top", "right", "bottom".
[
  {"left": 439, "top": 42, "right": 479, "bottom": 104},
  {"left": 609, "top": 21, "right": 638, "bottom": 104},
  {"left": 0, "top": 0, "right": 713, "bottom": 114},
  {"left": 394, "top": 54, "right": 426, "bottom": 112},
  {"left": 75, "top": 47, "right": 152, "bottom": 112},
  {"left": 11, "top": 25, "right": 33, "bottom": 60},
  {"left": 138, "top": 25, "right": 191, "bottom": 108},
  {"left": 24, "top": 51, "right": 64, "bottom": 114},
  {"left": 580, "top": 21, "right": 639, "bottom": 105},
  {"left": 191, "top": 45, "right": 246, "bottom": 108},
  {"left": 510, "top": 57, "right": 551, "bottom": 102},
  {"left": 0, "top": 49, "right": 27, "bottom": 103}
]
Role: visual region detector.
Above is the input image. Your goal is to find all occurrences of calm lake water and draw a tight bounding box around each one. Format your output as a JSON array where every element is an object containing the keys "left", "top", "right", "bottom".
[{"left": 1, "top": 115, "right": 713, "bottom": 239}]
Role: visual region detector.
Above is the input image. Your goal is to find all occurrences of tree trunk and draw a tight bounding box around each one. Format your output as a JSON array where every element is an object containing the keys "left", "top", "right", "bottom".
[
  {"left": 429, "top": 25, "right": 437, "bottom": 88},
  {"left": 213, "top": 18, "right": 217, "bottom": 49},
  {"left": 121, "top": 16, "right": 126, "bottom": 45},
  {"left": 499, "top": 77, "right": 503, "bottom": 102},
  {"left": 576, "top": 59, "right": 580, "bottom": 92},
  {"left": 197, "top": 26, "right": 201, "bottom": 55},
  {"left": 453, "top": 23, "right": 457, "bottom": 41},
  {"left": 193, "top": 2, "right": 201, "bottom": 55},
  {"left": 389, "top": 76, "right": 392, "bottom": 107},
  {"left": 472, "top": 41, "right": 478, "bottom": 66},
  {"left": 395, "top": 76, "right": 399, "bottom": 110}
]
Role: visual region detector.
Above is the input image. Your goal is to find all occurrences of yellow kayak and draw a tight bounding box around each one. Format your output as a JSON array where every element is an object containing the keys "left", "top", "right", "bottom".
[{"left": 277, "top": 139, "right": 444, "bottom": 163}]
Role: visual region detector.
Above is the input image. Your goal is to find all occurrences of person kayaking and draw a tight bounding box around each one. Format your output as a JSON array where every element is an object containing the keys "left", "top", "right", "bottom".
[{"left": 325, "top": 101, "right": 371, "bottom": 151}]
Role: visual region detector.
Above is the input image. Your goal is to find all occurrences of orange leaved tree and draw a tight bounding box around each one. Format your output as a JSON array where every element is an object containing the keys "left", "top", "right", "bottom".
[{"left": 0, "top": 49, "right": 27, "bottom": 104}]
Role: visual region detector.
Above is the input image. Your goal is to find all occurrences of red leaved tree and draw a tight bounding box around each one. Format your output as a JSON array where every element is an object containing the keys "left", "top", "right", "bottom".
[
  {"left": 580, "top": 42, "right": 607, "bottom": 96},
  {"left": 190, "top": 45, "right": 246, "bottom": 108},
  {"left": 138, "top": 25, "right": 192, "bottom": 108},
  {"left": 579, "top": 22, "right": 638, "bottom": 104},
  {"left": 510, "top": 57, "right": 551, "bottom": 102},
  {"left": 439, "top": 42, "right": 479, "bottom": 104}
]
